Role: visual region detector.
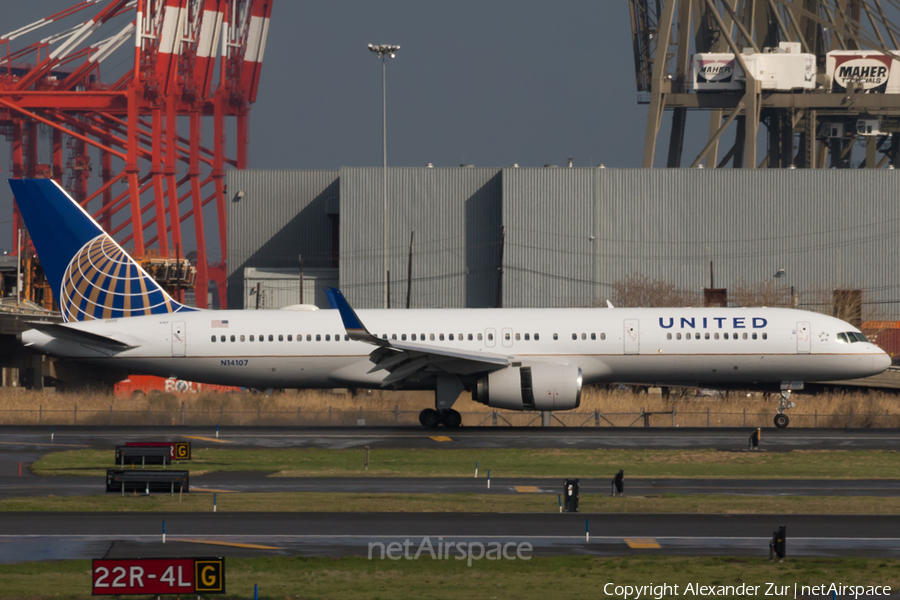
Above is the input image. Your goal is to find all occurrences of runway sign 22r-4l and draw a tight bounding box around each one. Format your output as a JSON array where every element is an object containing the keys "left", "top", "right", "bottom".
[{"left": 91, "top": 557, "right": 224, "bottom": 595}]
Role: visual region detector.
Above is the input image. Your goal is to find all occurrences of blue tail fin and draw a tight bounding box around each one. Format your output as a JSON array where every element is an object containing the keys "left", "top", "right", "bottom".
[{"left": 8, "top": 178, "right": 198, "bottom": 322}]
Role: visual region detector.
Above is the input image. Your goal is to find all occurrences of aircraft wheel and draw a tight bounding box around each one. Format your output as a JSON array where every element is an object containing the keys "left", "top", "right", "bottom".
[
  {"left": 419, "top": 408, "right": 441, "bottom": 429},
  {"left": 774, "top": 414, "right": 789, "bottom": 429},
  {"left": 441, "top": 409, "right": 462, "bottom": 429}
]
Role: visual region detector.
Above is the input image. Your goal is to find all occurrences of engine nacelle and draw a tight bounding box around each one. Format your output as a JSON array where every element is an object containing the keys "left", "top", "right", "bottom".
[{"left": 473, "top": 365, "right": 583, "bottom": 411}]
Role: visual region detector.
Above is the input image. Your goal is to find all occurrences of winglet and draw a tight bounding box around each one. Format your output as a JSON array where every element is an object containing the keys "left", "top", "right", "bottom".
[{"left": 327, "top": 288, "right": 383, "bottom": 345}]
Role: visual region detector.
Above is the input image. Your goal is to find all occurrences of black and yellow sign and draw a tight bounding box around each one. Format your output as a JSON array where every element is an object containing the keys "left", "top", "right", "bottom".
[
  {"left": 174, "top": 442, "right": 191, "bottom": 460},
  {"left": 194, "top": 558, "right": 224, "bottom": 593}
]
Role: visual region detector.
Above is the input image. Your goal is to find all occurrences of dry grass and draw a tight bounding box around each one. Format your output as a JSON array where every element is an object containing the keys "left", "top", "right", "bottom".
[{"left": 3, "top": 387, "right": 900, "bottom": 427}]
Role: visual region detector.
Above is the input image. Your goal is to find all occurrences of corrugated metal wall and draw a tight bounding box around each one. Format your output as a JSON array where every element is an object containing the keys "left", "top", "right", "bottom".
[
  {"left": 226, "top": 170, "right": 338, "bottom": 309},
  {"left": 502, "top": 168, "right": 900, "bottom": 318},
  {"left": 339, "top": 167, "right": 502, "bottom": 308},
  {"left": 227, "top": 167, "right": 900, "bottom": 319}
]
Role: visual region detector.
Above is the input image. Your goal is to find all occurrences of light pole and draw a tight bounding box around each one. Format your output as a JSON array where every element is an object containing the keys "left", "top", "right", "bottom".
[{"left": 368, "top": 43, "right": 400, "bottom": 308}]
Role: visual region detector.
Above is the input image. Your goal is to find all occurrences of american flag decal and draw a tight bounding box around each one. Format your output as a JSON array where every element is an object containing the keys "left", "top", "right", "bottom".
[{"left": 211, "top": 320, "right": 229, "bottom": 328}]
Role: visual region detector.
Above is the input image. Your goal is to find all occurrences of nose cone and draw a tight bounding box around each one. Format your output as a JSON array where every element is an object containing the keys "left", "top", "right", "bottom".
[{"left": 874, "top": 350, "right": 892, "bottom": 374}]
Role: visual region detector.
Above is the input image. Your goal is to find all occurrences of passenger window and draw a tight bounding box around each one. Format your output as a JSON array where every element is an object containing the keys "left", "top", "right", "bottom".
[
  {"left": 667, "top": 333, "right": 672, "bottom": 340},
  {"left": 581, "top": 333, "right": 586, "bottom": 340},
  {"left": 524, "top": 333, "right": 530, "bottom": 341},
  {"left": 676, "top": 333, "right": 682, "bottom": 340},
  {"left": 259, "top": 335, "right": 264, "bottom": 342},
  {"left": 231, "top": 335, "right": 236, "bottom": 342},
  {"left": 324, "top": 334, "right": 330, "bottom": 341},
  {"left": 345, "top": 335, "right": 350, "bottom": 341},
  {"left": 278, "top": 335, "right": 283, "bottom": 342},
  {"left": 440, "top": 334, "right": 445, "bottom": 341},
  {"left": 449, "top": 334, "right": 454, "bottom": 341},
  {"left": 572, "top": 334, "right": 577, "bottom": 340},
  {"left": 487, "top": 333, "right": 493, "bottom": 341},
  {"left": 459, "top": 334, "right": 463, "bottom": 341},
  {"left": 714, "top": 333, "right": 719, "bottom": 340},
  {"left": 763, "top": 333, "right": 768, "bottom": 340},
  {"left": 505, "top": 333, "right": 511, "bottom": 341},
  {"left": 402, "top": 334, "right": 407, "bottom": 341},
  {"left": 724, "top": 333, "right": 728, "bottom": 339},
  {"left": 307, "top": 334, "right": 312, "bottom": 341},
  {"left": 478, "top": 333, "right": 483, "bottom": 341},
  {"left": 390, "top": 334, "right": 396, "bottom": 340},
  {"left": 535, "top": 333, "right": 540, "bottom": 341},
  {"left": 686, "top": 333, "right": 691, "bottom": 340},
  {"left": 287, "top": 335, "right": 292, "bottom": 341},
  {"left": 335, "top": 334, "right": 340, "bottom": 342},
  {"left": 268, "top": 335, "right": 274, "bottom": 342},
  {"left": 468, "top": 334, "right": 474, "bottom": 341},
  {"left": 241, "top": 335, "right": 245, "bottom": 342},
  {"left": 430, "top": 334, "right": 436, "bottom": 341},
  {"left": 420, "top": 333, "right": 425, "bottom": 340},
  {"left": 752, "top": 333, "right": 757, "bottom": 340},
  {"left": 600, "top": 333, "right": 605, "bottom": 340},
  {"left": 411, "top": 334, "right": 417, "bottom": 341},
  {"left": 515, "top": 333, "right": 521, "bottom": 341},
  {"left": 316, "top": 334, "right": 321, "bottom": 341},
  {"left": 742, "top": 333, "right": 748, "bottom": 340},
  {"left": 590, "top": 333, "right": 596, "bottom": 340},
  {"left": 553, "top": 333, "right": 558, "bottom": 340},
  {"left": 705, "top": 333, "right": 710, "bottom": 340},
  {"left": 220, "top": 335, "right": 226, "bottom": 342},
  {"left": 211, "top": 336, "right": 216, "bottom": 342},
  {"left": 250, "top": 335, "right": 255, "bottom": 342}
]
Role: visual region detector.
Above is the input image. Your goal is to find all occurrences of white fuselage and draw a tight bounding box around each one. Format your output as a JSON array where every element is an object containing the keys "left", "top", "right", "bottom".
[{"left": 22, "top": 306, "right": 891, "bottom": 392}]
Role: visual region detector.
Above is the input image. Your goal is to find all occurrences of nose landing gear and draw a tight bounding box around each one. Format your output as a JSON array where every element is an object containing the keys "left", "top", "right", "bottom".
[{"left": 774, "top": 390, "right": 796, "bottom": 428}]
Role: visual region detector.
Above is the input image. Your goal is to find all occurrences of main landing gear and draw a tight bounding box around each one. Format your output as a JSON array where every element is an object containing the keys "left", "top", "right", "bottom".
[
  {"left": 419, "top": 376, "right": 465, "bottom": 429},
  {"left": 419, "top": 408, "right": 462, "bottom": 429},
  {"left": 774, "top": 390, "right": 795, "bottom": 428}
]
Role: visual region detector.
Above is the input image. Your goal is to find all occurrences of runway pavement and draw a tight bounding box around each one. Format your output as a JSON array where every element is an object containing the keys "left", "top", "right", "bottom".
[
  {"left": 2, "top": 471, "right": 899, "bottom": 498},
  {"left": 2, "top": 425, "right": 900, "bottom": 451},
  {"left": 1, "top": 513, "right": 898, "bottom": 563}
]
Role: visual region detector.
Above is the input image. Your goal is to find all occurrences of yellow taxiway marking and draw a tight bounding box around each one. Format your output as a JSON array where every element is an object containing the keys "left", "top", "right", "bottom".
[
  {"left": 183, "top": 436, "right": 234, "bottom": 444},
  {"left": 514, "top": 486, "right": 541, "bottom": 493},
  {"left": 0, "top": 441, "right": 87, "bottom": 448},
  {"left": 429, "top": 436, "right": 453, "bottom": 442},
  {"left": 170, "top": 538, "right": 283, "bottom": 550},
  {"left": 625, "top": 538, "right": 661, "bottom": 549},
  {"left": 191, "top": 488, "right": 238, "bottom": 494}
]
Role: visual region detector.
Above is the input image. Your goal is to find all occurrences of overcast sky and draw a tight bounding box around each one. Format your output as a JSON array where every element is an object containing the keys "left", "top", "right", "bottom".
[{"left": 0, "top": 1, "right": 707, "bottom": 256}]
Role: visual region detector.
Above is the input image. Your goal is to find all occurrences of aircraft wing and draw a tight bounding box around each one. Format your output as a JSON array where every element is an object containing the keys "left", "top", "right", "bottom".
[
  {"left": 24, "top": 321, "right": 138, "bottom": 351},
  {"left": 326, "top": 289, "right": 510, "bottom": 386}
]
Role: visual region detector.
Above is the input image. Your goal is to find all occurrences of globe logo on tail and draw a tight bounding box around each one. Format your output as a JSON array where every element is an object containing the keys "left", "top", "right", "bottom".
[{"left": 60, "top": 235, "right": 186, "bottom": 322}]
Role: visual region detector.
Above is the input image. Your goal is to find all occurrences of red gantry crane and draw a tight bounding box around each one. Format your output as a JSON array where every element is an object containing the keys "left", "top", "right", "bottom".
[{"left": 0, "top": 0, "right": 273, "bottom": 308}]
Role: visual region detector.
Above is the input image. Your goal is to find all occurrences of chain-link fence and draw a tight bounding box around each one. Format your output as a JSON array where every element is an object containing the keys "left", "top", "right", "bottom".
[{"left": 0, "top": 406, "right": 895, "bottom": 428}]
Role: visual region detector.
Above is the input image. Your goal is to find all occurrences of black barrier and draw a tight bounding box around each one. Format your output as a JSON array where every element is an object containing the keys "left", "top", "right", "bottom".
[
  {"left": 613, "top": 469, "right": 624, "bottom": 497},
  {"left": 770, "top": 525, "right": 786, "bottom": 561},
  {"left": 115, "top": 446, "right": 171, "bottom": 467},
  {"left": 106, "top": 470, "right": 189, "bottom": 495},
  {"left": 749, "top": 428, "right": 761, "bottom": 450},
  {"left": 564, "top": 478, "right": 580, "bottom": 512}
]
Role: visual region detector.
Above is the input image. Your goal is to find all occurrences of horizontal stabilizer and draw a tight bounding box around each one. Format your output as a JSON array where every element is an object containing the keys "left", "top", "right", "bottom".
[{"left": 25, "top": 322, "right": 137, "bottom": 350}]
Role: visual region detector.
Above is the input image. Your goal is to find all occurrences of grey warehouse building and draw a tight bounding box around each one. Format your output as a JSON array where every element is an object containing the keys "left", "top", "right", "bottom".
[{"left": 226, "top": 168, "right": 900, "bottom": 320}]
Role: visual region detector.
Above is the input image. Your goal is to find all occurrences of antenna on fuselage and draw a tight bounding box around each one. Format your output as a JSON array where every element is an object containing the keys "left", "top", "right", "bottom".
[{"left": 606, "top": 300, "right": 614, "bottom": 309}]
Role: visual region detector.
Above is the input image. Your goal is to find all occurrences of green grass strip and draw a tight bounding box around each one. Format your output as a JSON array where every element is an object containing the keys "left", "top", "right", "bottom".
[
  {"left": 2, "top": 556, "right": 900, "bottom": 599},
  {"left": 32, "top": 447, "right": 900, "bottom": 479},
  {"left": 1, "top": 492, "right": 899, "bottom": 514}
]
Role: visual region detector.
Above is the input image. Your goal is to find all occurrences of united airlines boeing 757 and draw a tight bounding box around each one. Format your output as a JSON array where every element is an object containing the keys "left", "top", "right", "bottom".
[{"left": 9, "top": 179, "right": 891, "bottom": 429}]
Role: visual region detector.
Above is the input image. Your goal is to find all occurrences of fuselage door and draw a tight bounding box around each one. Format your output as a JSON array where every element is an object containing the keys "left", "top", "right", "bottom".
[
  {"left": 485, "top": 328, "right": 497, "bottom": 348},
  {"left": 624, "top": 319, "right": 640, "bottom": 354},
  {"left": 172, "top": 321, "right": 186, "bottom": 357},
  {"left": 797, "top": 321, "right": 811, "bottom": 354},
  {"left": 501, "top": 327, "right": 514, "bottom": 348}
]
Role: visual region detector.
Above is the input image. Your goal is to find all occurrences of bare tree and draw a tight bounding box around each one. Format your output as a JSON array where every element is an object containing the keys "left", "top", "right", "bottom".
[{"left": 612, "top": 275, "right": 699, "bottom": 307}]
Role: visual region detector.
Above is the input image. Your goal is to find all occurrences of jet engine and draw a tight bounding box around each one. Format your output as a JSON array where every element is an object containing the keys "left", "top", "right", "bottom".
[{"left": 473, "top": 365, "right": 582, "bottom": 411}]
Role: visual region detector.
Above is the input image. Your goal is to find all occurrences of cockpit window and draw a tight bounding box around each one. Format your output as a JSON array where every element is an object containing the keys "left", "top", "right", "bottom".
[
  {"left": 836, "top": 333, "right": 849, "bottom": 343},
  {"left": 851, "top": 332, "right": 868, "bottom": 343}
]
